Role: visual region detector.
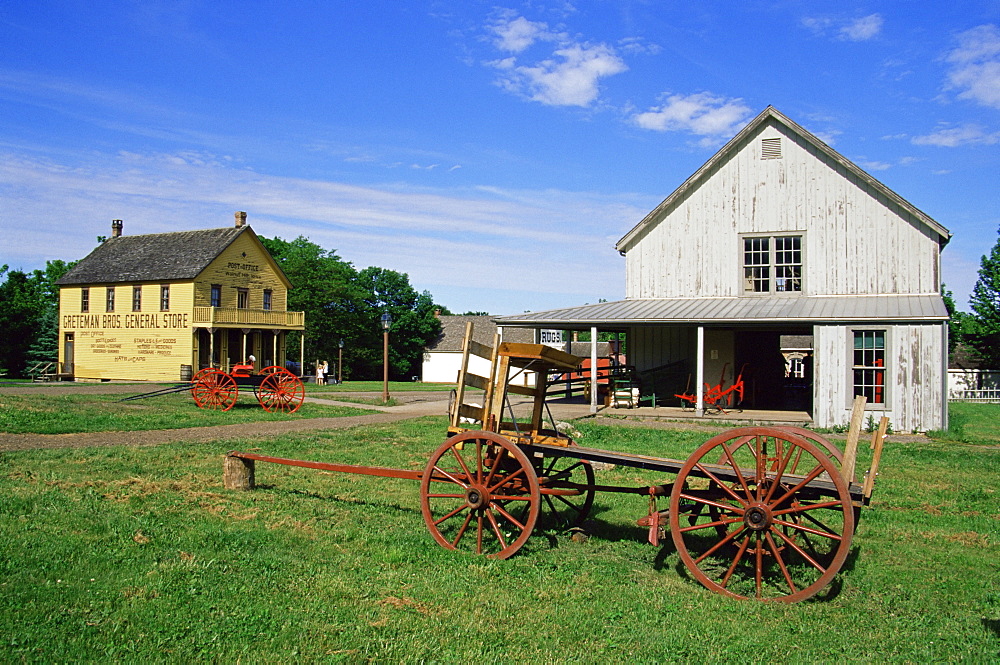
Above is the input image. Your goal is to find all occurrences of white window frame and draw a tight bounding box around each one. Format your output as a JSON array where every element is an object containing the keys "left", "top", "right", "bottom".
[
  {"left": 740, "top": 233, "right": 804, "bottom": 295},
  {"left": 848, "top": 327, "right": 889, "bottom": 410}
]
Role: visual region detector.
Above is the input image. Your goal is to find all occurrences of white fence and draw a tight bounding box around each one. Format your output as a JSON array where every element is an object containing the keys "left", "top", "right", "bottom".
[
  {"left": 949, "top": 388, "right": 1000, "bottom": 403},
  {"left": 948, "top": 369, "right": 1000, "bottom": 402}
]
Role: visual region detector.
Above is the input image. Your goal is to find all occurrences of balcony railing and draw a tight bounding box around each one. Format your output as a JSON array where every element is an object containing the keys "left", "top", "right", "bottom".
[{"left": 192, "top": 306, "right": 305, "bottom": 329}]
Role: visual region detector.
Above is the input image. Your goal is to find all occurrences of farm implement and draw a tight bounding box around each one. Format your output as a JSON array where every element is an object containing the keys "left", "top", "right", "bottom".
[
  {"left": 122, "top": 364, "right": 305, "bottom": 413},
  {"left": 225, "top": 323, "right": 886, "bottom": 602}
]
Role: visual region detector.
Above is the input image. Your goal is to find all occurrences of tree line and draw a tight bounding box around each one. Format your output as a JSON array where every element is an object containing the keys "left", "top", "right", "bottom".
[
  {"left": 946, "top": 226, "right": 1000, "bottom": 369},
  {"left": 0, "top": 235, "right": 452, "bottom": 380}
]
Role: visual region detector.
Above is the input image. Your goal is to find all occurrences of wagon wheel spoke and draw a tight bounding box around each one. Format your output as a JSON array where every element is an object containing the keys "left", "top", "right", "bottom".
[
  {"left": 420, "top": 431, "right": 539, "bottom": 560},
  {"left": 670, "top": 426, "right": 855, "bottom": 602}
]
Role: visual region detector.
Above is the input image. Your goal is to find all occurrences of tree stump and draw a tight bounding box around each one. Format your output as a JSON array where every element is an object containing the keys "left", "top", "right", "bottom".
[{"left": 224, "top": 454, "right": 255, "bottom": 490}]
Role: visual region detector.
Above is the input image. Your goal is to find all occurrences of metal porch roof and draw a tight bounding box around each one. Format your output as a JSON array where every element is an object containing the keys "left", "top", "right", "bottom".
[{"left": 495, "top": 295, "right": 949, "bottom": 328}]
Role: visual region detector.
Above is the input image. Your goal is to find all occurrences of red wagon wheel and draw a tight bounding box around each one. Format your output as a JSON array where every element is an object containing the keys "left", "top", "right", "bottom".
[
  {"left": 190, "top": 368, "right": 238, "bottom": 411},
  {"left": 670, "top": 426, "right": 854, "bottom": 602},
  {"left": 256, "top": 371, "right": 305, "bottom": 413},
  {"left": 420, "top": 430, "right": 540, "bottom": 560}
]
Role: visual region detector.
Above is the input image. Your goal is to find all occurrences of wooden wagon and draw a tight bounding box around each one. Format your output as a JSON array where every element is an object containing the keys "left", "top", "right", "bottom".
[
  {"left": 226, "top": 323, "right": 886, "bottom": 602},
  {"left": 122, "top": 364, "right": 305, "bottom": 413}
]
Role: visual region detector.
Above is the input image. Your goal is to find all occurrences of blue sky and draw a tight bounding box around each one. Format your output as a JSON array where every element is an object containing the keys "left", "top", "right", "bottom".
[{"left": 1, "top": 1, "right": 998, "bottom": 315}]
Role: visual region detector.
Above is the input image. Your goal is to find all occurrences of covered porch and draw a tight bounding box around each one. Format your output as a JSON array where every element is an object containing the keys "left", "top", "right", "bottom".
[{"left": 495, "top": 293, "right": 946, "bottom": 424}]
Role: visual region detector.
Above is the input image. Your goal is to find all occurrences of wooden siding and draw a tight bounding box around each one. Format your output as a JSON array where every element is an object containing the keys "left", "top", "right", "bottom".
[
  {"left": 624, "top": 119, "right": 941, "bottom": 299},
  {"left": 812, "top": 322, "right": 946, "bottom": 431},
  {"left": 194, "top": 232, "right": 290, "bottom": 311},
  {"left": 58, "top": 281, "right": 197, "bottom": 382}
]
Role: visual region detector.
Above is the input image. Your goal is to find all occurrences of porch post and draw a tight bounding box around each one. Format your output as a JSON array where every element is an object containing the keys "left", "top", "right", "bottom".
[
  {"left": 696, "top": 325, "right": 705, "bottom": 416},
  {"left": 299, "top": 334, "right": 305, "bottom": 379},
  {"left": 590, "top": 326, "right": 599, "bottom": 414}
]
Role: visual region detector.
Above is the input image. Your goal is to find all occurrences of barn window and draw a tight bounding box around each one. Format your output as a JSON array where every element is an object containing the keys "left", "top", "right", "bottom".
[
  {"left": 106, "top": 287, "right": 115, "bottom": 312},
  {"left": 160, "top": 285, "right": 170, "bottom": 311},
  {"left": 852, "top": 330, "right": 886, "bottom": 405},
  {"left": 761, "top": 137, "right": 782, "bottom": 159},
  {"left": 742, "top": 235, "right": 802, "bottom": 293},
  {"left": 132, "top": 286, "right": 142, "bottom": 312},
  {"left": 81, "top": 287, "right": 89, "bottom": 313}
]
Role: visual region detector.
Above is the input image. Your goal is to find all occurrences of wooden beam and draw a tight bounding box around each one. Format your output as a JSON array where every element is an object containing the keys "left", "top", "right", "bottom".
[
  {"left": 863, "top": 416, "right": 889, "bottom": 501},
  {"left": 841, "top": 395, "right": 867, "bottom": 485}
]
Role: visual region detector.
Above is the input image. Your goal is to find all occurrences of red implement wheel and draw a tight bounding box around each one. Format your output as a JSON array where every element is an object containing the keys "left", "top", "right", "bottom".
[
  {"left": 190, "top": 368, "right": 238, "bottom": 411},
  {"left": 256, "top": 371, "right": 305, "bottom": 413},
  {"left": 670, "top": 427, "right": 854, "bottom": 602},
  {"left": 420, "top": 430, "right": 539, "bottom": 559}
]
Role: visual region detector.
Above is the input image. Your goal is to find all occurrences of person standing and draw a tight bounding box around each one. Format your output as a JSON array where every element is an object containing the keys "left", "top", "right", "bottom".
[
  {"left": 322, "top": 360, "right": 329, "bottom": 385},
  {"left": 315, "top": 360, "right": 324, "bottom": 385}
]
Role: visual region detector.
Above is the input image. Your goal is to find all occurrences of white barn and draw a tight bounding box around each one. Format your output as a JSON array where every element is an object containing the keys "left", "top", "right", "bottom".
[{"left": 496, "top": 107, "right": 951, "bottom": 432}]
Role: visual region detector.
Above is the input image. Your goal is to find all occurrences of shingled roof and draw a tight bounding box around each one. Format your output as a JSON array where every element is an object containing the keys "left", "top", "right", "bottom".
[
  {"left": 426, "top": 315, "right": 535, "bottom": 352},
  {"left": 57, "top": 227, "right": 249, "bottom": 285}
]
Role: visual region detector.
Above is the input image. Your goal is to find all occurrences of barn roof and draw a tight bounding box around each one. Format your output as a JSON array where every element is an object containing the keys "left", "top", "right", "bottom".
[
  {"left": 494, "top": 294, "right": 948, "bottom": 329},
  {"left": 616, "top": 106, "right": 951, "bottom": 253},
  {"left": 56, "top": 226, "right": 280, "bottom": 286}
]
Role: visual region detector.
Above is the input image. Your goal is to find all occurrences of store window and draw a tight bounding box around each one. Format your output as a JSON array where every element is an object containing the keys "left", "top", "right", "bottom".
[
  {"left": 160, "top": 285, "right": 170, "bottom": 311},
  {"left": 106, "top": 287, "right": 115, "bottom": 312},
  {"left": 211, "top": 284, "right": 221, "bottom": 307},
  {"left": 81, "top": 287, "right": 89, "bottom": 313},
  {"left": 132, "top": 286, "right": 142, "bottom": 312},
  {"left": 263, "top": 289, "right": 272, "bottom": 311},
  {"left": 237, "top": 288, "right": 249, "bottom": 309}
]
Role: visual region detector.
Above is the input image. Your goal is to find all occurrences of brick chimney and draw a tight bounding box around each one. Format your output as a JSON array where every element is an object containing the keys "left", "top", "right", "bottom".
[
  {"left": 235, "top": 211, "right": 247, "bottom": 228},
  {"left": 111, "top": 219, "right": 123, "bottom": 238}
]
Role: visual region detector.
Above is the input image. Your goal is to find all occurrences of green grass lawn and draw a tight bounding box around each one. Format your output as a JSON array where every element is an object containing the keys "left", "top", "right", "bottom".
[
  {"left": 0, "top": 392, "right": 374, "bottom": 435},
  {"left": 1, "top": 415, "right": 998, "bottom": 661}
]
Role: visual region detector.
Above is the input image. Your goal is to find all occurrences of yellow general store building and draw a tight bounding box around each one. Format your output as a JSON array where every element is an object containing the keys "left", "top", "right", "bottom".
[{"left": 56, "top": 212, "right": 305, "bottom": 382}]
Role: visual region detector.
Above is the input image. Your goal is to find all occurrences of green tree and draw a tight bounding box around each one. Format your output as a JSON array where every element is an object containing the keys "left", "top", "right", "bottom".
[
  {"left": 26, "top": 306, "right": 59, "bottom": 368},
  {"left": 0, "top": 266, "right": 44, "bottom": 376},
  {"left": 0, "top": 260, "right": 75, "bottom": 376},
  {"left": 943, "top": 285, "right": 979, "bottom": 360},
  {"left": 968, "top": 227, "right": 1000, "bottom": 367},
  {"left": 356, "top": 266, "right": 444, "bottom": 380},
  {"left": 259, "top": 235, "right": 366, "bottom": 378}
]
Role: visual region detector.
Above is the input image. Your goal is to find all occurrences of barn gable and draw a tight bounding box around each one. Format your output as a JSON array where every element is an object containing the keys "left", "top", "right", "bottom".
[{"left": 617, "top": 106, "right": 950, "bottom": 300}]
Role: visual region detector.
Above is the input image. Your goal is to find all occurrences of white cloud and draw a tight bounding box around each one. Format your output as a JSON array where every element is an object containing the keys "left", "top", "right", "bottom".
[
  {"left": 858, "top": 160, "right": 891, "bottom": 172},
  {"left": 485, "top": 12, "right": 627, "bottom": 108},
  {"left": 0, "top": 149, "right": 650, "bottom": 313},
  {"left": 944, "top": 24, "right": 1000, "bottom": 109},
  {"left": 507, "top": 43, "right": 628, "bottom": 107},
  {"left": 912, "top": 123, "right": 1000, "bottom": 146},
  {"left": 839, "top": 14, "right": 883, "bottom": 42},
  {"left": 802, "top": 14, "right": 883, "bottom": 42},
  {"left": 490, "top": 15, "right": 552, "bottom": 53},
  {"left": 632, "top": 93, "right": 752, "bottom": 137}
]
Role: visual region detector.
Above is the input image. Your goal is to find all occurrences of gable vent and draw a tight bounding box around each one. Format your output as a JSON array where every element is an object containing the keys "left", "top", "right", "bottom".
[{"left": 761, "top": 137, "right": 782, "bottom": 159}]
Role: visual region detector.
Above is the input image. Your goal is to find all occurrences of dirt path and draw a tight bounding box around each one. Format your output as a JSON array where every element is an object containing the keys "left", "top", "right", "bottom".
[{"left": 0, "top": 386, "right": 453, "bottom": 453}]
